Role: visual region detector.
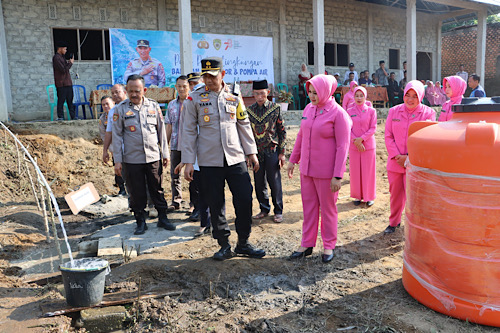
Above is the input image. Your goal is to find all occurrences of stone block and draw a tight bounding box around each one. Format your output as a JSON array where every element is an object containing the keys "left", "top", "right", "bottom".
[{"left": 79, "top": 306, "right": 129, "bottom": 333}]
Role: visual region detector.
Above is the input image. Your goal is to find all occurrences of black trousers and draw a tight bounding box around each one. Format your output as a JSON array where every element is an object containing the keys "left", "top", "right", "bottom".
[
  {"left": 124, "top": 160, "right": 168, "bottom": 213},
  {"left": 253, "top": 151, "right": 283, "bottom": 215},
  {"left": 56, "top": 86, "right": 76, "bottom": 119},
  {"left": 200, "top": 161, "right": 253, "bottom": 242},
  {"left": 192, "top": 170, "right": 211, "bottom": 228},
  {"left": 112, "top": 157, "right": 125, "bottom": 188},
  {"left": 169, "top": 150, "right": 182, "bottom": 206}
]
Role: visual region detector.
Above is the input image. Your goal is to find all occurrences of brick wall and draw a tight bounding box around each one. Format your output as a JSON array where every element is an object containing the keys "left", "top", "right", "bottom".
[
  {"left": 441, "top": 23, "right": 500, "bottom": 80},
  {"left": 3, "top": 0, "right": 439, "bottom": 121}
]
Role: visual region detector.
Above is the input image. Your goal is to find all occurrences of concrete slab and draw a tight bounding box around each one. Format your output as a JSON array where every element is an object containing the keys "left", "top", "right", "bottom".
[
  {"left": 81, "top": 196, "right": 129, "bottom": 217},
  {"left": 90, "top": 219, "right": 197, "bottom": 254},
  {"left": 97, "top": 237, "right": 123, "bottom": 257},
  {"left": 79, "top": 305, "right": 128, "bottom": 333}
]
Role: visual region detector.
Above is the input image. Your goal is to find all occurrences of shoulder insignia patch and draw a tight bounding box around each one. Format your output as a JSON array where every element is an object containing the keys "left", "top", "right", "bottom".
[
  {"left": 113, "top": 113, "right": 119, "bottom": 121},
  {"left": 236, "top": 102, "right": 248, "bottom": 120}
]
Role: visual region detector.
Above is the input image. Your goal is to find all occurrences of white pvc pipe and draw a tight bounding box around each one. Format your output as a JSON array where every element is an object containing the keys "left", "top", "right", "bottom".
[{"left": 0, "top": 122, "right": 74, "bottom": 266}]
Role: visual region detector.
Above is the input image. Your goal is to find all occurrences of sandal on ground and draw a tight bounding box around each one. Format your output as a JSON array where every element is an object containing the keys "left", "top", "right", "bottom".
[{"left": 252, "top": 212, "right": 268, "bottom": 219}]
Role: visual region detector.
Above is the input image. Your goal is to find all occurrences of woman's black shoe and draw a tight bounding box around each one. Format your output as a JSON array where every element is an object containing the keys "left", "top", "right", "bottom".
[
  {"left": 290, "top": 247, "right": 313, "bottom": 260},
  {"left": 353, "top": 200, "right": 361, "bottom": 206},
  {"left": 322, "top": 251, "right": 334, "bottom": 263}
]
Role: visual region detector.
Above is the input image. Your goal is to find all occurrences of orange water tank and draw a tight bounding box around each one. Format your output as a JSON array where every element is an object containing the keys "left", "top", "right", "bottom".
[{"left": 404, "top": 97, "right": 500, "bottom": 327}]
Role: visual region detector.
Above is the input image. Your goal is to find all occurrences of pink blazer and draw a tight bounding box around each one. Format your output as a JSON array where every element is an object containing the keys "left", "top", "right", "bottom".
[
  {"left": 290, "top": 103, "right": 352, "bottom": 179},
  {"left": 347, "top": 104, "right": 377, "bottom": 151},
  {"left": 385, "top": 104, "right": 436, "bottom": 173}
]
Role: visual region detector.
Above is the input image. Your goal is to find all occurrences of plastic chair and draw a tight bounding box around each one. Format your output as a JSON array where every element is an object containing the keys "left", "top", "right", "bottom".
[
  {"left": 276, "top": 83, "right": 288, "bottom": 93},
  {"left": 73, "top": 85, "right": 93, "bottom": 119},
  {"left": 97, "top": 84, "right": 112, "bottom": 90},
  {"left": 292, "top": 85, "right": 300, "bottom": 110},
  {"left": 46, "top": 84, "right": 70, "bottom": 121},
  {"left": 304, "top": 83, "right": 310, "bottom": 105}
]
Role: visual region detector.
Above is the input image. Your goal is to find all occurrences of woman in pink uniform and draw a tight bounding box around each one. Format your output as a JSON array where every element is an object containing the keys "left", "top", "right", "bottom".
[
  {"left": 434, "top": 81, "right": 448, "bottom": 106},
  {"left": 347, "top": 86, "right": 377, "bottom": 207},
  {"left": 287, "top": 74, "right": 352, "bottom": 263},
  {"left": 342, "top": 81, "right": 358, "bottom": 111},
  {"left": 438, "top": 75, "right": 467, "bottom": 122},
  {"left": 384, "top": 80, "right": 436, "bottom": 234}
]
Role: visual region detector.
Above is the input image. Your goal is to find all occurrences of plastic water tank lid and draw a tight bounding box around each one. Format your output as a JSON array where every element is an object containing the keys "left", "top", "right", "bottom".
[{"left": 453, "top": 97, "right": 500, "bottom": 113}]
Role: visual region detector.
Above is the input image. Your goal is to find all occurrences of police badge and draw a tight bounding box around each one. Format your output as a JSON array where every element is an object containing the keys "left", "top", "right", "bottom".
[{"left": 213, "top": 39, "right": 221, "bottom": 51}]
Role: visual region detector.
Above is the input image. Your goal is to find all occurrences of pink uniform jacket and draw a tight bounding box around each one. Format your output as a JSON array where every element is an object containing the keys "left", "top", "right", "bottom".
[
  {"left": 385, "top": 82, "right": 436, "bottom": 173},
  {"left": 342, "top": 81, "right": 358, "bottom": 111},
  {"left": 290, "top": 78, "right": 352, "bottom": 179},
  {"left": 347, "top": 89, "right": 377, "bottom": 151},
  {"left": 438, "top": 75, "right": 467, "bottom": 122}
]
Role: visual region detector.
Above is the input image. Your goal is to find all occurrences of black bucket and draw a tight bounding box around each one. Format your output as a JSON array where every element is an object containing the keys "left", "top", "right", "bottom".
[{"left": 60, "top": 258, "right": 109, "bottom": 307}]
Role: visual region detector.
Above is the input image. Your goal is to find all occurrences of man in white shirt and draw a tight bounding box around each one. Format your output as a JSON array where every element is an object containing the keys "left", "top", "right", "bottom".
[
  {"left": 456, "top": 64, "right": 468, "bottom": 83},
  {"left": 343, "top": 63, "right": 359, "bottom": 83}
]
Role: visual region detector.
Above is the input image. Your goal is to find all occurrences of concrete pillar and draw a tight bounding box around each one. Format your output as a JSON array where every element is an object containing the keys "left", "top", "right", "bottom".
[
  {"left": 476, "top": 8, "right": 487, "bottom": 88},
  {"left": 312, "top": 0, "right": 325, "bottom": 76},
  {"left": 436, "top": 21, "right": 442, "bottom": 82},
  {"left": 158, "top": 0, "right": 167, "bottom": 31},
  {"left": 279, "top": 0, "right": 287, "bottom": 85},
  {"left": 178, "top": 0, "right": 193, "bottom": 75},
  {"left": 406, "top": 0, "right": 417, "bottom": 81},
  {"left": 0, "top": 0, "right": 12, "bottom": 122},
  {"left": 367, "top": 11, "right": 374, "bottom": 74}
]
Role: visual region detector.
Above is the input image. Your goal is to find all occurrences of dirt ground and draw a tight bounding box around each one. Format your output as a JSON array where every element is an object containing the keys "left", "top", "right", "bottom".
[{"left": 0, "top": 120, "right": 497, "bottom": 332}]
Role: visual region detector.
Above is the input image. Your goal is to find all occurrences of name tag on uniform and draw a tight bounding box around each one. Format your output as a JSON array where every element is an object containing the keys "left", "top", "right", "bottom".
[
  {"left": 350, "top": 115, "right": 357, "bottom": 117},
  {"left": 392, "top": 119, "right": 401, "bottom": 122},
  {"left": 301, "top": 116, "right": 307, "bottom": 119}
]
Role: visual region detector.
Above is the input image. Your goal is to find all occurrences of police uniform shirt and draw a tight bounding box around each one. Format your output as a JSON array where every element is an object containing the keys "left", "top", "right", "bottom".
[
  {"left": 181, "top": 82, "right": 258, "bottom": 167},
  {"left": 112, "top": 97, "right": 169, "bottom": 164},
  {"left": 123, "top": 58, "right": 166, "bottom": 87},
  {"left": 99, "top": 112, "right": 111, "bottom": 153}
]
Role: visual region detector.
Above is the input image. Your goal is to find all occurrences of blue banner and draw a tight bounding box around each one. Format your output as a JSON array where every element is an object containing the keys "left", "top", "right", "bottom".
[{"left": 110, "top": 29, "right": 274, "bottom": 87}]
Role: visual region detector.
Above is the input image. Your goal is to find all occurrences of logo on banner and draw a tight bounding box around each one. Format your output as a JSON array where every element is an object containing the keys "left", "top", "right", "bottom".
[
  {"left": 213, "top": 39, "right": 221, "bottom": 50},
  {"left": 197, "top": 39, "right": 209, "bottom": 49},
  {"left": 224, "top": 39, "right": 232, "bottom": 50}
]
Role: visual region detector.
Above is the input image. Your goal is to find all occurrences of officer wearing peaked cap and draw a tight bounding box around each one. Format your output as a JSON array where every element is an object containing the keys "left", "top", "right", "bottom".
[
  {"left": 187, "top": 72, "right": 204, "bottom": 91},
  {"left": 124, "top": 39, "right": 166, "bottom": 87},
  {"left": 181, "top": 57, "right": 266, "bottom": 261}
]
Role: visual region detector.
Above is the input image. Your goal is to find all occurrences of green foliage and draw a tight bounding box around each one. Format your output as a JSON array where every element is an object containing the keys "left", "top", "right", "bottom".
[{"left": 442, "top": 14, "right": 500, "bottom": 32}]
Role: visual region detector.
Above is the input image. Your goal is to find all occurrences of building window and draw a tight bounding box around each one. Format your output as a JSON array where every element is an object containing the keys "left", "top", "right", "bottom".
[
  {"left": 52, "top": 28, "right": 110, "bottom": 61},
  {"left": 389, "top": 49, "right": 400, "bottom": 69},
  {"left": 308, "top": 42, "right": 349, "bottom": 66}
]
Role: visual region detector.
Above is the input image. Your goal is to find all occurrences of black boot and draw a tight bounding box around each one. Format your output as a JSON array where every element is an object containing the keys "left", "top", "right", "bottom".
[
  {"left": 157, "top": 210, "right": 176, "bottom": 230},
  {"left": 213, "top": 238, "right": 233, "bottom": 261},
  {"left": 134, "top": 211, "right": 148, "bottom": 235},
  {"left": 234, "top": 239, "right": 266, "bottom": 258},
  {"left": 117, "top": 184, "right": 127, "bottom": 196}
]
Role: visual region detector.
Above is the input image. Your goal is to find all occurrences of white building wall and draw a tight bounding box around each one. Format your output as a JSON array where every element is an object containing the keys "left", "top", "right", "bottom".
[{"left": 3, "top": 0, "right": 439, "bottom": 121}]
